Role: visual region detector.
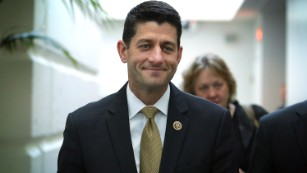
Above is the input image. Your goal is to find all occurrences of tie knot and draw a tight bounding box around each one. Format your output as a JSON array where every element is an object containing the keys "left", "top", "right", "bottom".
[{"left": 141, "top": 106, "right": 158, "bottom": 119}]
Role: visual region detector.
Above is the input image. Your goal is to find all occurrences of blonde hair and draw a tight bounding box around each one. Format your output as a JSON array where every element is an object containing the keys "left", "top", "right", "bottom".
[{"left": 182, "top": 53, "right": 237, "bottom": 103}]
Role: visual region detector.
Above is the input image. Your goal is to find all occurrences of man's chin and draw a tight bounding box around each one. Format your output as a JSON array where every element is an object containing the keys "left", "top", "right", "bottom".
[{"left": 145, "top": 80, "right": 167, "bottom": 89}]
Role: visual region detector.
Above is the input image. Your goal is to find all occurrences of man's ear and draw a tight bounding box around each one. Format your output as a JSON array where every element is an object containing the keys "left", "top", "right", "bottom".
[
  {"left": 177, "top": 46, "right": 183, "bottom": 63},
  {"left": 117, "top": 40, "right": 128, "bottom": 63}
]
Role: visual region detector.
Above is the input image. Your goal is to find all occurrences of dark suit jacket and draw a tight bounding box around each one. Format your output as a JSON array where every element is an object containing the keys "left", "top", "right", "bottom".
[
  {"left": 57, "top": 82, "right": 237, "bottom": 173},
  {"left": 249, "top": 100, "right": 307, "bottom": 173}
]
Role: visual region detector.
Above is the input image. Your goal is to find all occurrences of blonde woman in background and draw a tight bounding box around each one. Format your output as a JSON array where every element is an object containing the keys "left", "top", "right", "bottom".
[{"left": 182, "top": 53, "right": 268, "bottom": 173}]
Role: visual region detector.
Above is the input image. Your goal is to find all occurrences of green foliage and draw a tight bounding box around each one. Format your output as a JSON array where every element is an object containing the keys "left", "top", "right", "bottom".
[
  {"left": 0, "top": 31, "right": 78, "bottom": 67},
  {"left": 0, "top": 0, "right": 113, "bottom": 67},
  {"left": 62, "top": 0, "right": 113, "bottom": 27}
]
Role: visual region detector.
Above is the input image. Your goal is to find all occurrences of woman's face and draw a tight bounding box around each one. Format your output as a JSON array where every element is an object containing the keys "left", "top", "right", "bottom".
[{"left": 194, "top": 69, "right": 230, "bottom": 108}]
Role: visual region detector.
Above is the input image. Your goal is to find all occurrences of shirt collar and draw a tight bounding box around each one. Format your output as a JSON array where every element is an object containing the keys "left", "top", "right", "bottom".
[{"left": 127, "top": 84, "right": 170, "bottom": 119}]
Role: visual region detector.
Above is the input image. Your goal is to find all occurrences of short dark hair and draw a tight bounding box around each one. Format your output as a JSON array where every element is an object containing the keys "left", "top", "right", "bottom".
[{"left": 122, "top": 1, "right": 182, "bottom": 49}]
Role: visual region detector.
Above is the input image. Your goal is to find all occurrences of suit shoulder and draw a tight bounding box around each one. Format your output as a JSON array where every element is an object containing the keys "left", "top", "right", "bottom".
[
  {"left": 180, "top": 91, "right": 228, "bottom": 118},
  {"left": 260, "top": 101, "right": 303, "bottom": 125},
  {"left": 70, "top": 93, "right": 117, "bottom": 117}
]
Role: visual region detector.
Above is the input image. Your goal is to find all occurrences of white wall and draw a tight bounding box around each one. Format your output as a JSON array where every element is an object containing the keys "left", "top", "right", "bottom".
[
  {"left": 179, "top": 20, "right": 256, "bottom": 105},
  {"left": 255, "top": 4, "right": 286, "bottom": 112},
  {"left": 0, "top": 0, "right": 103, "bottom": 172},
  {"left": 287, "top": 0, "right": 307, "bottom": 105}
]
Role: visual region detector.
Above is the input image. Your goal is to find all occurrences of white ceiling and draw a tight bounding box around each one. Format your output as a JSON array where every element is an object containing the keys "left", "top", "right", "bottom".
[{"left": 100, "top": 0, "right": 245, "bottom": 21}]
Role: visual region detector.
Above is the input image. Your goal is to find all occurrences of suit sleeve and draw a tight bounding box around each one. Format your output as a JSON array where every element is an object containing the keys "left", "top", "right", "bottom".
[
  {"left": 248, "top": 120, "right": 273, "bottom": 173},
  {"left": 57, "top": 114, "right": 85, "bottom": 173},
  {"left": 212, "top": 110, "right": 238, "bottom": 173}
]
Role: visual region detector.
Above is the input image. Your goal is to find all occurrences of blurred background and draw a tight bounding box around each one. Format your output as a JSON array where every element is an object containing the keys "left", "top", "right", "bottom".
[{"left": 0, "top": 0, "right": 306, "bottom": 172}]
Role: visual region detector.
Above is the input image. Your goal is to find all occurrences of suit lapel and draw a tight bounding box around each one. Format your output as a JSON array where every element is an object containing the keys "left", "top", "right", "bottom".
[
  {"left": 105, "top": 83, "right": 191, "bottom": 173},
  {"left": 106, "top": 84, "right": 138, "bottom": 173},
  {"left": 292, "top": 100, "right": 307, "bottom": 164},
  {"left": 159, "top": 83, "right": 189, "bottom": 173}
]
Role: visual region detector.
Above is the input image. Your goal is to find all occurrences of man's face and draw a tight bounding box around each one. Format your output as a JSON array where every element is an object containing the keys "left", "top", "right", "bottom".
[{"left": 119, "top": 21, "right": 182, "bottom": 91}]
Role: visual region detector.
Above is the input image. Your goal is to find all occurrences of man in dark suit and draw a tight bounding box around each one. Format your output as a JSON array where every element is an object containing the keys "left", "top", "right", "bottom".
[
  {"left": 57, "top": 1, "right": 236, "bottom": 173},
  {"left": 249, "top": 100, "right": 307, "bottom": 173}
]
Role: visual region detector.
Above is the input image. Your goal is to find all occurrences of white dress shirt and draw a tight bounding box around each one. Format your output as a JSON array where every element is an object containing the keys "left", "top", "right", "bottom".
[{"left": 126, "top": 84, "right": 169, "bottom": 173}]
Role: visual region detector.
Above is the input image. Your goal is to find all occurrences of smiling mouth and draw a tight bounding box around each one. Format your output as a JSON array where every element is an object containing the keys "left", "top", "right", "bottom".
[
  {"left": 143, "top": 66, "right": 167, "bottom": 71},
  {"left": 143, "top": 68, "right": 166, "bottom": 78}
]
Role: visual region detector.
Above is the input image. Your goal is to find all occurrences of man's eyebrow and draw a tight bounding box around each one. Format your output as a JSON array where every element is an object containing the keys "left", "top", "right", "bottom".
[
  {"left": 136, "top": 39, "right": 151, "bottom": 44},
  {"left": 161, "top": 41, "right": 176, "bottom": 47}
]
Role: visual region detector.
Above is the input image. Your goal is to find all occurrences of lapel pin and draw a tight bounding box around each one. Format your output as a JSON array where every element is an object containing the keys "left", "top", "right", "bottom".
[{"left": 173, "top": 121, "right": 182, "bottom": 130}]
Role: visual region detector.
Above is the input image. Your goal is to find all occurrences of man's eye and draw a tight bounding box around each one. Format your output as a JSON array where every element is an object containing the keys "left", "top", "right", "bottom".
[
  {"left": 163, "top": 47, "right": 174, "bottom": 53},
  {"left": 139, "top": 44, "right": 150, "bottom": 49}
]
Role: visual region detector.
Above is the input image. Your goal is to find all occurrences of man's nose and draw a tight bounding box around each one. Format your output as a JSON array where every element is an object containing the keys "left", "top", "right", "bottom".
[{"left": 149, "top": 47, "right": 163, "bottom": 63}]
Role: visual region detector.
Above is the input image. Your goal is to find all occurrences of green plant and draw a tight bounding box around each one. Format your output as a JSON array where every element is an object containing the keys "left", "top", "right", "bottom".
[
  {"left": 0, "top": 31, "right": 78, "bottom": 66},
  {"left": 0, "top": 0, "right": 111, "bottom": 66},
  {"left": 63, "top": 0, "right": 112, "bottom": 27}
]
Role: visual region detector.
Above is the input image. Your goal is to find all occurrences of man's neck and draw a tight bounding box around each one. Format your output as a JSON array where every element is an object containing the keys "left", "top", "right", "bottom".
[{"left": 128, "top": 83, "right": 168, "bottom": 105}]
